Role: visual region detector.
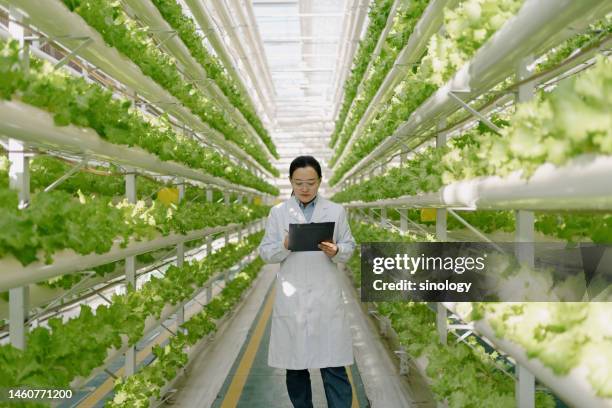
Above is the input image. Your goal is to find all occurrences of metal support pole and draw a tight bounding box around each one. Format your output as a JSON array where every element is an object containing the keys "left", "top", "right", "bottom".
[
  {"left": 517, "top": 366, "right": 536, "bottom": 408},
  {"left": 515, "top": 54, "right": 535, "bottom": 408},
  {"left": 8, "top": 8, "right": 30, "bottom": 209},
  {"left": 206, "top": 188, "right": 213, "bottom": 202},
  {"left": 515, "top": 212, "right": 535, "bottom": 260},
  {"left": 54, "top": 37, "right": 93, "bottom": 70},
  {"left": 437, "top": 303, "right": 447, "bottom": 345},
  {"left": 380, "top": 208, "right": 387, "bottom": 228},
  {"left": 8, "top": 8, "right": 30, "bottom": 350},
  {"left": 515, "top": 55, "right": 536, "bottom": 266},
  {"left": 125, "top": 167, "right": 136, "bottom": 204},
  {"left": 237, "top": 194, "right": 243, "bottom": 204},
  {"left": 206, "top": 234, "right": 213, "bottom": 256},
  {"left": 449, "top": 91, "right": 502, "bottom": 134},
  {"left": 177, "top": 178, "right": 185, "bottom": 203},
  {"left": 436, "top": 120, "right": 447, "bottom": 241},
  {"left": 238, "top": 225, "right": 243, "bottom": 242},
  {"left": 399, "top": 209, "right": 408, "bottom": 233},
  {"left": 448, "top": 210, "right": 505, "bottom": 252},
  {"left": 206, "top": 284, "right": 213, "bottom": 304},
  {"left": 435, "top": 120, "right": 448, "bottom": 337},
  {"left": 176, "top": 178, "right": 185, "bottom": 331},
  {"left": 224, "top": 228, "right": 230, "bottom": 245},
  {"left": 517, "top": 55, "right": 535, "bottom": 103},
  {"left": 125, "top": 169, "right": 137, "bottom": 376},
  {"left": 8, "top": 139, "right": 30, "bottom": 209},
  {"left": 224, "top": 192, "right": 230, "bottom": 205},
  {"left": 9, "top": 287, "right": 28, "bottom": 350},
  {"left": 44, "top": 158, "right": 87, "bottom": 192},
  {"left": 125, "top": 254, "right": 136, "bottom": 376},
  {"left": 9, "top": 6, "right": 29, "bottom": 72}
]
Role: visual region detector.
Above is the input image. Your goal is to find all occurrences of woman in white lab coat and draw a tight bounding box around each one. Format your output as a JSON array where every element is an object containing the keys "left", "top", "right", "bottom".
[{"left": 259, "top": 155, "right": 356, "bottom": 408}]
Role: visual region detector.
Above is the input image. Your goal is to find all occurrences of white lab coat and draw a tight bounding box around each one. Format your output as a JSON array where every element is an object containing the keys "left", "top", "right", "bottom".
[{"left": 258, "top": 196, "right": 356, "bottom": 369}]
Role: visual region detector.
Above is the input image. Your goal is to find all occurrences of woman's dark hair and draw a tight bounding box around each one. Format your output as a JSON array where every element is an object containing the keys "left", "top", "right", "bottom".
[{"left": 289, "top": 155, "right": 322, "bottom": 179}]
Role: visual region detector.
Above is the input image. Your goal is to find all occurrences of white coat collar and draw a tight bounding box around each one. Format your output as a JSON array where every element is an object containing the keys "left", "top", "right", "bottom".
[{"left": 287, "top": 195, "right": 331, "bottom": 224}]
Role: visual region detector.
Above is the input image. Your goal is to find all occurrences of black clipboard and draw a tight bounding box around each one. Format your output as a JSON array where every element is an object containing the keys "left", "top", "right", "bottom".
[{"left": 288, "top": 222, "right": 335, "bottom": 251}]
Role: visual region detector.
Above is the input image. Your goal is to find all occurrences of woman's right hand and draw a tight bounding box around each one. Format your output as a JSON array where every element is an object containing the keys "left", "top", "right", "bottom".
[{"left": 284, "top": 235, "right": 289, "bottom": 249}]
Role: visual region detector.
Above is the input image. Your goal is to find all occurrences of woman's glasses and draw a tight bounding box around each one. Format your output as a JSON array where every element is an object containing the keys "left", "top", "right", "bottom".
[{"left": 291, "top": 180, "right": 319, "bottom": 190}]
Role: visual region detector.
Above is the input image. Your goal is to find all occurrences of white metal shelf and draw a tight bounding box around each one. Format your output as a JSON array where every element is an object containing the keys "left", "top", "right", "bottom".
[
  {"left": 207, "top": 0, "right": 275, "bottom": 118},
  {"left": 226, "top": 0, "right": 276, "bottom": 111},
  {"left": 0, "top": 101, "right": 270, "bottom": 197},
  {"left": 0, "top": 270, "right": 124, "bottom": 322},
  {"left": 72, "top": 248, "right": 261, "bottom": 394},
  {"left": 342, "top": 154, "right": 612, "bottom": 211},
  {"left": 338, "top": 0, "right": 612, "bottom": 185},
  {"left": 122, "top": 0, "right": 275, "bottom": 168},
  {"left": 0, "top": 215, "right": 249, "bottom": 291},
  {"left": 70, "top": 263, "right": 226, "bottom": 390},
  {"left": 71, "top": 301, "right": 184, "bottom": 389},
  {"left": 0, "top": 234, "right": 213, "bottom": 321},
  {"left": 443, "top": 302, "right": 612, "bottom": 408},
  {"left": 182, "top": 0, "right": 273, "bottom": 126},
  {"left": 430, "top": 42, "right": 611, "bottom": 153},
  {"left": 331, "top": 0, "right": 370, "bottom": 115},
  {"left": 332, "top": 0, "right": 449, "bottom": 169},
  {"left": 330, "top": 0, "right": 401, "bottom": 157},
  {"left": 13, "top": 0, "right": 273, "bottom": 178}
]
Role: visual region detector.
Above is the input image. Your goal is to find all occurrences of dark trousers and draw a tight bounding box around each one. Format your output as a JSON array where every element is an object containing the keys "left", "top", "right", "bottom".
[{"left": 286, "top": 366, "right": 353, "bottom": 408}]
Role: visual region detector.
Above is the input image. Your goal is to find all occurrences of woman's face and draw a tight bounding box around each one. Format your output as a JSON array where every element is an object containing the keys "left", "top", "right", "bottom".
[{"left": 290, "top": 166, "right": 320, "bottom": 203}]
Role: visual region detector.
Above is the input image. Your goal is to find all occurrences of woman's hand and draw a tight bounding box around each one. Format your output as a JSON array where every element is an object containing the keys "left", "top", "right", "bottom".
[
  {"left": 318, "top": 241, "right": 338, "bottom": 257},
  {"left": 284, "top": 235, "right": 289, "bottom": 250}
]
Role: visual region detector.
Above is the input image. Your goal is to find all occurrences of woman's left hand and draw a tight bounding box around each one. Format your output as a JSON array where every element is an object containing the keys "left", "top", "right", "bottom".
[{"left": 318, "top": 241, "right": 338, "bottom": 257}]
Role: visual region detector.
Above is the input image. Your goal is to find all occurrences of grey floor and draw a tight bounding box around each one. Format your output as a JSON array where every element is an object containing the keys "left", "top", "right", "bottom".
[{"left": 164, "top": 264, "right": 435, "bottom": 408}]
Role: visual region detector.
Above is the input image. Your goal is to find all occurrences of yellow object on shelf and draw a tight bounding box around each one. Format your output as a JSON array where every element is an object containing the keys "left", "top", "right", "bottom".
[
  {"left": 157, "top": 187, "right": 179, "bottom": 205},
  {"left": 420, "top": 208, "right": 437, "bottom": 222}
]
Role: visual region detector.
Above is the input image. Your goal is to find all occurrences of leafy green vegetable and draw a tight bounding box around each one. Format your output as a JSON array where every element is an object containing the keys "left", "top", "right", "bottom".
[
  {"left": 332, "top": 56, "right": 612, "bottom": 220},
  {"left": 0, "top": 184, "right": 269, "bottom": 265},
  {"left": 330, "top": 0, "right": 430, "bottom": 163},
  {"left": 106, "top": 256, "right": 266, "bottom": 407},
  {"left": 471, "top": 302, "right": 612, "bottom": 398},
  {"left": 331, "top": 0, "right": 524, "bottom": 184},
  {"left": 0, "top": 232, "right": 264, "bottom": 394},
  {"left": 330, "top": 0, "right": 395, "bottom": 149},
  {"left": 61, "top": 0, "right": 277, "bottom": 175},
  {"left": 0, "top": 39, "right": 278, "bottom": 195},
  {"left": 150, "top": 0, "right": 278, "bottom": 160}
]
